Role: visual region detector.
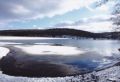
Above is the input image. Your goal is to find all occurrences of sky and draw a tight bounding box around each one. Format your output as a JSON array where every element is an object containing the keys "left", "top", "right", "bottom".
[{"left": 0, "top": 0, "right": 116, "bottom": 32}]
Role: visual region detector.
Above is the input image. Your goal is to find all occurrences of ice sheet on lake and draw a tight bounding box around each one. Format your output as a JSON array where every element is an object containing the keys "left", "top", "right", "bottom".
[
  {"left": 0, "top": 42, "right": 23, "bottom": 45},
  {"left": 0, "top": 36, "right": 68, "bottom": 40}
]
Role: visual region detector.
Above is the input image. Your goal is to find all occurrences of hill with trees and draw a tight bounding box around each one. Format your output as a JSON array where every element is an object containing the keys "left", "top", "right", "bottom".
[{"left": 0, "top": 28, "right": 119, "bottom": 39}]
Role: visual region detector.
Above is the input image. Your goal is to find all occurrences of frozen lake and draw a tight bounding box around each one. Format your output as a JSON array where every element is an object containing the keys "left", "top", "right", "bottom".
[{"left": 0, "top": 36, "right": 120, "bottom": 77}]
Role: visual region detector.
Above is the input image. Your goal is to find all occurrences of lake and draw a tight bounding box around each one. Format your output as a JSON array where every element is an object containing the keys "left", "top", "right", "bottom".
[{"left": 0, "top": 37, "right": 120, "bottom": 76}]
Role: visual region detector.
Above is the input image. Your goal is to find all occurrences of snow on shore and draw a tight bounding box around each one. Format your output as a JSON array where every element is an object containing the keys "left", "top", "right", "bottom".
[
  {"left": 0, "top": 66, "right": 120, "bottom": 82},
  {"left": 0, "top": 47, "right": 9, "bottom": 59}
]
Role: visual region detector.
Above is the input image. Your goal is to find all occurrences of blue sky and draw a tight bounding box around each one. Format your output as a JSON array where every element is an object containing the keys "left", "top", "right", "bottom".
[{"left": 0, "top": 0, "right": 115, "bottom": 32}]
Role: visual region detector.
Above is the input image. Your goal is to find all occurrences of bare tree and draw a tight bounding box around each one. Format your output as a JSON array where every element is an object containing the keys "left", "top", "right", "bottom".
[
  {"left": 111, "top": 1, "right": 120, "bottom": 31},
  {"left": 95, "top": 0, "right": 120, "bottom": 31},
  {"left": 94, "top": 0, "right": 109, "bottom": 7}
]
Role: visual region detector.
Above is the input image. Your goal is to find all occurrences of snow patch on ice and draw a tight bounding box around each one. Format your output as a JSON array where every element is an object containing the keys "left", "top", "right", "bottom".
[{"left": 15, "top": 45, "right": 86, "bottom": 56}]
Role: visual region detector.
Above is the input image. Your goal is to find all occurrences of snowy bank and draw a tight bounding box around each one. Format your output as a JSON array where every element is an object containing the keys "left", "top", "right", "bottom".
[
  {"left": 0, "top": 47, "right": 9, "bottom": 59},
  {"left": 0, "top": 66, "right": 120, "bottom": 82}
]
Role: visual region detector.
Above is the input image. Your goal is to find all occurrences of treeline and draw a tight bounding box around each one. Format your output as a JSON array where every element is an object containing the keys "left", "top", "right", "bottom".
[{"left": 0, "top": 28, "right": 119, "bottom": 39}]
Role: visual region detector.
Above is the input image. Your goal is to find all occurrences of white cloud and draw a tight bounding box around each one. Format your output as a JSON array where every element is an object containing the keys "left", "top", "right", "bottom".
[
  {"left": 54, "top": 15, "right": 113, "bottom": 33},
  {"left": 57, "top": 21, "right": 113, "bottom": 33},
  {"left": 86, "top": 6, "right": 95, "bottom": 12},
  {"left": 11, "top": 5, "right": 30, "bottom": 15},
  {"left": 0, "top": 0, "right": 96, "bottom": 22},
  {"left": 55, "top": 15, "right": 111, "bottom": 25},
  {"left": 0, "top": 0, "right": 113, "bottom": 32},
  {"left": 87, "top": 0, "right": 115, "bottom": 14},
  {"left": 96, "top": 4, "right": 109, "bottom": 12},
  {"left": 33, "top": 24, "right": 37, "bottom": 28},
  {"left": 81, "top": 21, "right": 113, "bottom": 33}
]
